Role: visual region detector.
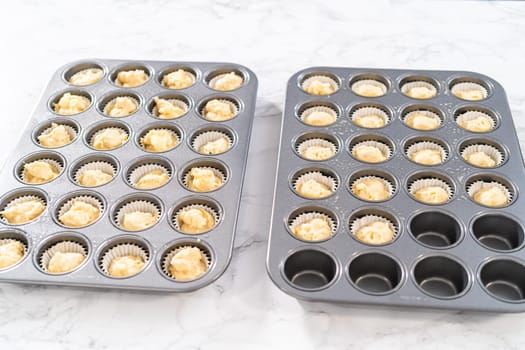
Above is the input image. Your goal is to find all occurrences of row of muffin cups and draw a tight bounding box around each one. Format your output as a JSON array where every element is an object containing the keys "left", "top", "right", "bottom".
[
  {"left": 296, "top": 100, "right": 500, "bottom": 134},
  {"left": 0, "top": 228, "right": 215, "bottom": 283},
  {"left": 298, "top": 71, "right": 493, "bottom": 102}
]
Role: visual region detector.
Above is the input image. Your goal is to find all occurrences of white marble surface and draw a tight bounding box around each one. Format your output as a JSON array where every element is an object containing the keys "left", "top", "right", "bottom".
[{"left": 0, "top": 0, "right": 525, "bottom": 348}]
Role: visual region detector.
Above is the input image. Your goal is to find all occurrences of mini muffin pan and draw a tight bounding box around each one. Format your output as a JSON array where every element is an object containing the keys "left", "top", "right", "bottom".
[
  {"left": 0, "top": 59, "right": 257, "bottom": 292},
  {"left": 267, "top": 67, "right": 525, "bottom": 312}
]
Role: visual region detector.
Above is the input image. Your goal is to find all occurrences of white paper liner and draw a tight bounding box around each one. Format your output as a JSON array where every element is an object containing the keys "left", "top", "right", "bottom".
[
  {"left": 300, "top": 106, "right": 338, "bottom": 126},
  {"left": 128, "top": 163, "right": 171, "bottom": 188},
  {"left": 39, "top": 240, "right": 87, "bottom": 273},
  {"left": 455, "top": 111, "right": 496, "bottom": 132},
  {"left": 293, "top": 172, "right": 338, "bottom": 198},
  {"left": 161, "top": 245, "right": 211, "bottom": 280},
  {"left": 20, "top": 158, "right": 63, "bottom": 184},
  {"left": 192, "top": 130, "right": 233, "bottom": 154},
  {"left": 0, "top": 195, "right": 46, "bottom": 224},
  {"left": 173, "top": 204, "right": 219, "bottom": 233},
  {"left": 406, "top": 141, "right": 447, "bottom": 164},
  {"left": 461, "top": 144, "right": 503, "bottom": 168},
  {"left": 451, "top": 82, "right": 488, "bottom": 100},
  {"left": 401, "top": 81, "right": 437, "bottom": 98},
  {"left": 201, "top": 99, "right": 239, "bottom": 121},
  {"left": 403, "top": 110, "right": 442, "bottom": 130},
  {"left": 100, "top": 243, "right": 149, "bottom": 277},
  {"left": 38, "top": 123, "right": 77, "bottom": 147},
  {"left": 139, "top": 128, "right": 180, "bottom": 152},
  {"left": 467, "top": 180, "right": 512, "bottom": 206},
  {"left": 182, "top": 166, "right": 226, "bottom": 192},
  {"left": 114, "top": 200, "right": 160, "bottom": 231},
  {"left": 351, "top": 79, "right": 387, "bottom": 97},
  {"left": 57, "top": 195, "right": 103, "bottom": 227},
  {"left": 350, "top": 215, "right": 398, "bottom": 243},
  {"left": 102, "top": 95, "right": 139, "bottom": 117},
  {"left": 53, "top": 94, "right": 91, "bottom": 115},
  {"left": 297, "top": 138, "right": 337, "bottom": 160},
  {"left": 0, "top": 238, "right": 27, "bottom": 268},
  {"left": 351, "top": 140, "right": 392, "bottom": 162},
  {"left": 289, "top": 212, "right": 337, "bottom": 236},
  {"left": 208, "top": 72, "right": 244, "bottom": 91},
  {"left": 351, "top": 107, "right": 390, "bottom": 128},
  {"left": 151, "top": 98, "right": 189, "bottom": 118},
  {"left": 350, "top": 175, "right": 394, "bottom": 201},
  {"left": 162, "top": 70, "right": 196, "bottom": 89},
  {"left": 89, "top": 126, "right": 129, "bottom": 149},
  {"left": 301, "top": 75, "right": 339, "bottom": 95},
  {"left": 74, "top": 161, "right": 116, "bottom": 186},
  {"left": 408, "top": 178, "right": 453, "bottom": 203}
]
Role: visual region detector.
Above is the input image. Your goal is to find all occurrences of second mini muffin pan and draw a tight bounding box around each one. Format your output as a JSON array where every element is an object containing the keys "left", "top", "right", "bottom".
[
  {"left": 0, "top": 58, "right": 257, "bottom": 292},
  {"left": 267, "top": 66, "right": 525, "bottom": 312}
]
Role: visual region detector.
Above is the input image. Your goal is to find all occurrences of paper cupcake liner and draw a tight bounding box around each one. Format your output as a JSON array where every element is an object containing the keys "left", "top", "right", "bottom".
[
  {"left": 461, "top": 144, "right": 503, "bottom": 167},
  {"left": 0, "top": 195, "right": 46, "bottom": 224},
  {"left": 0, "top": 238, "right": 27, "bottom": 267},
  {"left": 114, "top": 70, "right": 149, "bottom": 87},
  {"left": 409, "top": 178, "right": 453, "bottom": 203},
  {"left": 351, "top": 107, "right": 389, "bottom": 128},
  {"left": 57, "top": 195, "right": 103, "bottom": 227},
  {"left": 406, "top": 141, "right": 447, "bottom": 164},
  {"left": 289, "top": 212, "right": 337, "bottom": 235},
  {"left": 351, "top": 79, "right": 387, "bottom": 97},
  {"left": 20, "top": 158, "right": 63, "bottom": 184},
  {"left": 208, "top": 72, "right": 244, "bottom": 90},
  {"left": 182, "top": 166, "right": 226, "bottom": 191},
  {"left": 351, "top": 140, "right": 392, "bottom": 160},
  {"left": 38, "top": 124, "right": 77, "bottom": 147},
  {"left": 455, "top": 110, "right": 496, "bottom": 132},
  {"left": 451, "top": 82, "right": 488, "bottom": 100},
  {"left": 300, "top": 106, "right": 338, "bottom": 126},
  {"left": 467, "top": 180, "right": 512, "bottom": 205},
  {"left": 53, "top": 94, "right": 91, "bottom": 115},
  {"left": 69, "top": 68, "right": 104, "bottom": 86},
  {"left": 162, "top": 70, "right": 196, "bottom": 89},
  {"left": 161, "top": 245, "right": 211, "bottom": 280},
  {"left": 403, "top": 110, "right": 442, "bottom": 129},
  {"left": 297, "top": 138, "right": 338, "bottom": 159},
  {"left": 99, "top": 243, "right": 149, "bottom": 277},
  {"left": 152, "top": 98, "right": 189, "bottom": 119},
  {"left": 192, "top": 130, "right": 233, "bottom": 154},
  {"left": 139, "top": 128, "right": 180, "bottom": 152},
  {"left": 89, "top": 127, "right": 129, "bottom": 149},
  {"left": 102, "top": 95, "right": 139, "bottom": 117},
  {"left": 301, "top": 75, "right": 339, "bottom": 94},
  {"left": 294, "top": 172, "right": 338, "bottom": 197},
  {"left": 114, "top": 200, "right": 160, "bottom": 231},
  {"left": 173, "top": 204, "right": 219, "bottom": 233},
  {"left": 128, "top": 163, "right": 171, "bottom": 188},
  {"left": 73, "top": 161, "right": 116, "bottom": 186},
  {"left": 401, "top": 81, "right": 437, "bottom": 98},
  {"left": 201, "top": 99, "right": 239, "bottom": 121},
  {"left": 350, "top": 175, "right": 394, "bottom": 200},
  {"left": 350, "top": 214, "right": 398, "bottom": 241},
  {"left": 39, "top": 241, "right": 87, "bottom": 273}
]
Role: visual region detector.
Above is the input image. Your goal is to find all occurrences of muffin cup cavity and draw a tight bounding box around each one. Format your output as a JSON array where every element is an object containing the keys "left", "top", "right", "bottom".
[
  {"left": 287, "top": 206, "right": 338, "bottom": 242},
  {"left": 401, "top": 105, "right": 443, "bottom": 131},
  {"left": 198, "top": 96, "right": 240, "bottom": 121},
  {"left": 148, "top": 93, "right": 191, "bottom": 119},
  {"left": 283, "top": 249, "right": 338, "bottom": 291},
  {"left": 49, "top": 90, "right": 93, "bottom": 116},
  {"left": 158, "top": 65, "right": 197, "bottom": 89},
  {"left": 97, "top": 237, "right": 150, "bottom": 278},
  {"left": 409, "top": 211, "right": 462, "bottom": 248},
  {"left": 479, "top": 258, "right": 525, "bottom": 303},
  {"left": 292, "top": 168, "right": 338, "bottom": 199},
  {"left": 63, "top": 62, "right": 106, "bottom": 86},
  {"left": 112, "top": 195, "right": 162, "bottom": 232},
  {"left": 294, "top": 133, "right": 339, "bottom": 161},
  {"left": 349, "top": 210, "right": 399, "bottom": 246},
  {"left": 110, "top": 63, "right": 151, "bottom": 87},
  {"left": 160, "top": 240, "right": 212, "bottom": 282},
  {"left": 350, "top": 103, "right": 391, "bottom": 129},
  {"left": 85, "top": 120, "right": 131, "bottom": 151},
  {"left": 413, "top": 255, "right": 470, "bottom": 299},
  {"left": 349, "top": 134, "right": 394, "bottom": 163},
  {"left": 399, "top": 75, "right": 439, "bottom": 99},
  {"left": 71, "top": 154, "right": 118, "bottom": 188},
  {"left": 16, "top": 152, "right": 65, "bottom": 185},
  {"left": 407, "top": 172, "right": 454, "bottom": 205},
  {"left": 35, "top": 232, "right": 90, "bottom": 274},
  {"left": 404, "top": 137, "right": 449, "bottom": 166},
  {"left": 126, "top": 156, "right": 173, "bottom": 190},
  {"left": 348, "top": 169, "right": 396, "bottom": 202},
  {"left": 98, "top": 91, "right": 141, "bottom": 118},
  {"left": 300, "top": 72, "right": 340, "bottom": 95},
  {"left": 459, "top": 138, "right": 505, "bottom": 168},
  {"left": 170, "top": 197, "right": 221, "bottom": 234},
  {"left": 348, "top": 252, "right": 403, "bottom": 295},
  {"left": 55, "top": 192, "right": 105, "bottom": 229},
  {"left": 466, "top": 174, "right": 514, "bottom": 208},
  {"left": 471, "top": 214, "right": 524, "bottom": 252},
  {"left": 180, "top": 160, "right": 228, "bottom": 193},
  {"left": 450, "top": 77, "right": 490, "bottom": 101},
  {"left": 206, "top": 67, "right": 246, "bottom": 91},
  {"left": 350, "top": 73, "right": 389, "bottom": 97},
  {"left": 0, "top": 189, "right": 47, "bottom": 225},
  {"left": 0, "top": 229, "right": 29, "bottom": 269},
  {"left": 137, "top": 123, "right": 182, "bottom": 153},
  {"left": 33, "top": 118, "right": 79, "bottom": 149},
  {"left": 297, "top": 101, "right": 340, "bottom": 126},
  {"left": 191, "top": 127, "right": 234, "bottom": 155}
]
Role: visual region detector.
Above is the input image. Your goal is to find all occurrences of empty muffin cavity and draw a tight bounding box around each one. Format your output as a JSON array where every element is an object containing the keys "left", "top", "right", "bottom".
[
  {"left": 33, "top": 119, "right": 79, "bottom": 149},
  {"left": 350, "top": 73, "right": 389, "bottom": 97},
  {"left": 300, "top": 72, "right": 340, "bottom": 95},
  {"left": 455, "top": 107, "right": 497, "bottom": 133},
  {"left": 349, "top": 170, "right": 396, "bottom": 202},
  {"left": 55, "top": 192, "right": 104, "bottom": 228},
  {"left": 472, "top": 214, "right": 524, "bottom": 252},
  {"left": 113, "top": 195, "right": 162, "bottom": 232},
  {"left": 400, "top": 75, "right": 439, "bottom": 99},
  {"left": 410, "top": 211, "right": 462, "bottom": 248},
  {"left": 349, "top": 210, "right": 399, "bottom": 246},
  {"left": 71, "top": 154, "right": 118, "bottom": 188},
  {"left": 405, "top": 137, "right": 448, "bottom": 166},
  {"left": 350, "top": 103, "right": 391, "bottom": 129},
  {"left": 98, "top": 237, "right": 150, "bottom": 278},
  {"left": 295, "top": 133, "right": 339, "bottom": 161},
  {"left": 297, "top": 101, "right": 340, "bottom": 127},
  {"left": 0, "top": 189, "right": 47, "bottom": 225},
  {"left": 181, "top": 160, "right": 228, "bottom": 193},
  {"left": 466, "top": 174, "right": 514, "bottom": 208},
  {"left": 479, "top": 258, "right": 525, "bottom": 302},
  {"left": 99, "top": 92, "right": 140, "bottom": 118},
  {"left": 283, "top": 249, "right": 338, "bottom": 291},
  {"left": 348, "top": 252, "right": 403, "bottom": 295},
  {"left": 191, "top": 126, "right": 234, "bottom": 155},
  {"left": 407, "top": 172, "right": 454, "bottom": 205},
  {"left": 160, "top": 240, "right": 212, "bottom": 282},
  {"left": 459, "top": 139, "right": 505, "bottom": 168},
  {"left": 413, "top": 255, "right": 470, "bottom": 299},
  {"left": 450, "top": 77, "right": 489, "bottom": 101},
  {"left": 171, "top": 198, "right": 221, "bottom": 234},
  {"left": 85, "top": 121, "right": 131, "bottom": 151},
  {"left": 292, "top": 168, "right": 338, "bottom": 199},
  {"left": 288, "top": 206, "right": 338, "bottom": 242},
  {"left": 148, "top": 94, "right": 190, "bottom": 119},
  {"left": 16, "top": 152, "right": 65, "bottom": 185}
]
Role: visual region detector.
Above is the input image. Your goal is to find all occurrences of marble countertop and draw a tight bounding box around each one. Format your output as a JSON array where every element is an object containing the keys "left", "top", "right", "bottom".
[{"left": 1, "top": 0, "right": 525, "bottom": 348}]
